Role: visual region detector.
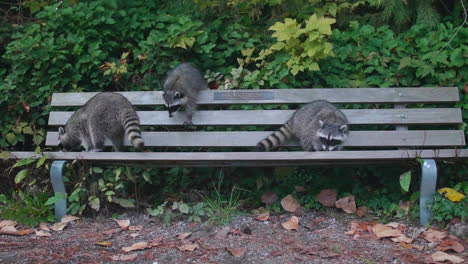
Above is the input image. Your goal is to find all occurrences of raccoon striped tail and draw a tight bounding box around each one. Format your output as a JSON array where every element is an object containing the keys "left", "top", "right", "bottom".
[
  {"left": 122, "top": 111, "right": 145, "bottom": 150},
  {"left": 256, "top": 124, "right": 293, "bottom": 151}
]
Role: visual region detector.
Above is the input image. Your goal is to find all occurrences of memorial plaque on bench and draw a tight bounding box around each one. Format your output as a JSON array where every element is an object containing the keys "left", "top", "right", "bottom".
[{"left": 214, "top": 91, "right": 274, "bottom": 100}]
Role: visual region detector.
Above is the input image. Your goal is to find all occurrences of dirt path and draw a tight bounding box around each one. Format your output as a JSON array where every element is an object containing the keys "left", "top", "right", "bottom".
[{"left": 1, "top": 212, "right": 466, "bottom": 264}]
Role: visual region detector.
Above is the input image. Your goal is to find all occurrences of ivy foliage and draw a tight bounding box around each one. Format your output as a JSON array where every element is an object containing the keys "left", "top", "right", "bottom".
[{"left": 257, "top": 14, "right": 335, "bottom": 75}]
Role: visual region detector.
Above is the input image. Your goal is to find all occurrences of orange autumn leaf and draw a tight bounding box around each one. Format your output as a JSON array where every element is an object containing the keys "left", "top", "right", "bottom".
[
  {"left": 281, "top": 216, "right": 299, "bottom": 231},
  {"left": 177, "top": 243, "right": 199, "bottom": 252},
  {"left": 228, "top": 248, "right": 246, "bottom": 257},
  {"left": 255, "top": 212, "right": 270, "bottom": 221},
  {"left": 280, "top": 195, "right": 301, "bottom": 213},
  {"left": 372, "top": 224, "right": 402, "bottom": 238},
  {"left": 122, "top": 241, "right": 151, "bottom": 252}
]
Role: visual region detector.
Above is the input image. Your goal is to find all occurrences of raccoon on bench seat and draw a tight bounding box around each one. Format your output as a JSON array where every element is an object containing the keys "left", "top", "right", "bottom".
[
  {"left": 257, "top": 100, "right": 349, "bottom": 151},
  {"left": 58, "top": 92, "right": 144, "bottom": 152}
]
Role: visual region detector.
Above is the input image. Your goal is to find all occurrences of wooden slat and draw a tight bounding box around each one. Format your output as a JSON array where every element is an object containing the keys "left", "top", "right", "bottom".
[
  {"left": 9, "top": 149, "right": 468, "bottom": 167},
  {"left": 50, "top": 87, "right": 459, "bottom": 106},
  {"left": 46, "top": 130, "right": 466, "bottom": 147},
  {"left": 48, "top": 108, "right": 463, "bottom": 126}
]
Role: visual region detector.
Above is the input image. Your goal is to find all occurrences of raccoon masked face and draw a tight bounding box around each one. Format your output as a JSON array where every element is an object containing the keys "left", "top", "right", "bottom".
[
  {"left": 316, "top": 120, "right": 348, "bottom": 151},
  {"left": 58, "top": 127, "right": 80, "bottom": 151},
  {"left": 163, "top": 90, "right": 186, "bottom": 117}
]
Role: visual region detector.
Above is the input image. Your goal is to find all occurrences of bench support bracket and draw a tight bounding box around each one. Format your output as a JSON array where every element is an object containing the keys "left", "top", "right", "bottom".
[
  {"left": 420, "top": 159, "right": 437, "bottom": 226},
  {"left": 50, "top": 160, "right": 67, "bottom": 221}
]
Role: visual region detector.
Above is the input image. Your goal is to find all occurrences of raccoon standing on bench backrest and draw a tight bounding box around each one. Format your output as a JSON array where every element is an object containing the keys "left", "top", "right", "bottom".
[
  {"left": 162, "top": 63, "right": 207, "bottom": 126},
  {"left": 257, "top": 100, "right": 349, "bottom": 151},
  {"left": 58, "top": 92, "right": 144, "bottom": 152}
]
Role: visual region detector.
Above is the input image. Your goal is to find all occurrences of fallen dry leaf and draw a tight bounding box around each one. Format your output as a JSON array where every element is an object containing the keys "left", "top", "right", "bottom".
[
  {"left": 130, "top": 233, "right": 141, "bottom": 238},
  {"left": 255, "top": 212, "right": 270, "bottom": 221},
  {"left": 345, "top": 221, "right": 375, "bottom": 236},
  {"left": 0, "top": 225, "right": 34, "bottom": 236},
  {"left": 175, "top": 232, "right": 192, "bottom": 240},
  {"left": 122, "top": 241, "right": 151, "bottom": 252},
  {"left": 316, "top": 189, "right": 337, "bottom": 207},
  {"left": 319, "top": 251, "right": 339, "bottom": 258},
  {"left": 228, "top": 248, "right": 246, "bottom": 257},
  {"left": 177, "top": 243, "right": 199, "bottom": 252},
  {"left": 261, "top": 192, "right": 278, "bottom": 205},
  {"left": 335, "top": 195, "right": 356, "bottom": 214},
  {"left": 281, "top": 216, "right": 299, "bottom": 231},
  {"left": 372, "top": 224, "right": 402, "bottom": 238},
  {"left": 39, "top": 222, "right": 50, "bottom": 231},
  {"left": 356, "top": 206, "right": 367, "bottom": 218},
  {"left": 50, "top": 222, "right": 68, "bottom": 232},
  {"left": 60, "top": 215, "right": 80, "bottom": 224},
  {"left": 110, "top": 253, "right": 137, "bottom": 261},
  {"left": 437, "top": 239, "right": 464, "bottom": 253},
  {"left": 391, "top": 234, "right": 413, "bottom": 244},
  {"left": 431, "top": 251, "right": 464, "bottom": 264},
  {"left": 114, "top": 219, "right": 130, "bottom": 230},
  {"left": 95, "top": 241, "right": 112, "bottom": 247},
  {"left": 0, "top": 220, "right": 16, "bottom": 228},
  {"left": 128, "top": 225, "right": 143, "bottom": 231},
  {"left": 280, "top": 195, "right": 301, "bottom": 213},
  {"left": 35, "top": 230, "right": 51, "bottom": 237},
  {"left": 385, "top": 222, "right": 400, "bottom": 229},
  {"left": 421, "top": 228, "right": 447, "bottom": 243}
]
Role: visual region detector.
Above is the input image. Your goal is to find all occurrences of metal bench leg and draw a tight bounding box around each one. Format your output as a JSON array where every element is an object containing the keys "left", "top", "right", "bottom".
[
  {"left": 420, "top": 159, "right": 437, "bottom": 226},
  {"left": 50, "top": 160, "right": 67, "bottom": 221}
]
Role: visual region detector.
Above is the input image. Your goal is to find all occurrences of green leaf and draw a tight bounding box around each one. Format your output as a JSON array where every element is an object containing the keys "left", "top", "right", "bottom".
[
  {"left": 36, "top": 155, "right": 48, "bottom": 168},
  {"left": 399, "top": 171, "right": 411, "bottom": 192},
  {"left": 0, "top": 151, "right": 13, "bottom": 160},
  {"left": 6, "top": 133, "right": 16, "bottom": 144},
  {"left": 14, "top": 169, "right": 29, "bottom": 184},
  {"left": 22, "top": 126, "right": 34, "bottom": 135},
  {"left": 89, "top": 196, "right": 100, "bottom": 211},
  {"left": 147, "top": 207, "right": 163, "bottom": 216},
  {"left": 143, "top": 171, "right": 152, "bottom": 183},
  {"left": 117, "top": 198, "right": 135, "bottom": 208},
  {"left": 45, "top": 192, "right": 67, "bottom": 205},
  {"left": 398, "top": 57, "right": 412, "bottom": 70},
  {"left": 13, "top": 158, "right": 35, "bottom": 168},
  {"left": 178, "top": 203, "right": 190, "bottom": 214}
]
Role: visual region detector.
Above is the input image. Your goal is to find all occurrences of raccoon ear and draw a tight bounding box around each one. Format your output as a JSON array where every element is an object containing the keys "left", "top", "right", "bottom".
[
  {"left": 340, "top": 125, "right": 348, "bottom": 133},
  {"left": 319, "top": 120, "right": 324, "bottom": 127},
  {"left": 59, "top": 127, "right": 65, "bottom": 135}
]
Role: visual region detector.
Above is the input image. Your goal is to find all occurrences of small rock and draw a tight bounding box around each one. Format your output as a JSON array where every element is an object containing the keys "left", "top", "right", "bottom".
[{"left": 448, "top": 222, "right": 468, "bottom": 240}]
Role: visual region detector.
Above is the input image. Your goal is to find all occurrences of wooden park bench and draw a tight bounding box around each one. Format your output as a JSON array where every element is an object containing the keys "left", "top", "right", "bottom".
[{"left": 10, "top": 87, "right": 468, "bottom": 225}]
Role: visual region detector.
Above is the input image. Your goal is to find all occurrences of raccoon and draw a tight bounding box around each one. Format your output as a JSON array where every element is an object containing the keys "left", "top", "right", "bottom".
[
  {"left": 162, "top": 63, "right": 207, "bottom": 126},
  {"left": 58, "top": 92, "right": 144, "bottom": 152},
  {"left": 257, "top": 100, "right": 349, "bottom": 151}
]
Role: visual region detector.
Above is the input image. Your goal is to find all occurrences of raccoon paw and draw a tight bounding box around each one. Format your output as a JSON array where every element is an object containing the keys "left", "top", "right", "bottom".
[
  {"left": 255, "top": 144, "right": 266, "bottom": 151},
  {"left": 183, "top": 121, "right": 196, "bottom": 129}
]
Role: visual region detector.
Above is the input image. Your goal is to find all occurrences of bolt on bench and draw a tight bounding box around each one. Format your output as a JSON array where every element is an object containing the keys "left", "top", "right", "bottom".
[{"left": 10, "top": 87, "right": 468, "bottom": 225}]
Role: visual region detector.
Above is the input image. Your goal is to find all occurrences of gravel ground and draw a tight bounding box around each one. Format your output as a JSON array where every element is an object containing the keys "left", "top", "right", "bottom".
[{"left": 0, "top": 211, "right": 466, "bottom": 264}]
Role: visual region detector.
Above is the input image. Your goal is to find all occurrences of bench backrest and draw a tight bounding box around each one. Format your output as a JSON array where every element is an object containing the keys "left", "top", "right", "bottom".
[{"left": 46, "top": 87, "right": 465, "bottom": 150}]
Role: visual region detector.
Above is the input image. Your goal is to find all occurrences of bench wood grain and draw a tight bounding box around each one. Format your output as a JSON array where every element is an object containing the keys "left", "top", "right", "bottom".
[
  {"left": 48, "top": 108, "right": 463, "bottom": 126},
  {"left": 50, "top": 87, "right": 460, "bottom": 106},
  {"left": 10, "top": 149, "right": 468, "bottom": 167},
  {"left": 46, "top": 130, "right": 466, "bottom": 147}
]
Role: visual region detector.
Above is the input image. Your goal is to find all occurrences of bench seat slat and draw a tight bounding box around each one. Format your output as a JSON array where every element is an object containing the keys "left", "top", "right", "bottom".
[
  {"left": 48, "top": 108, "right": 463, "bottom": 126},
  {"left": 50, "top": 87, "right": 459, "bottom": 106},
  {"left": 10, "top": 149, "right": 468, "bottom": 167},
  {"left": 46, "top": 130, "right": 466, "bottom": 147}
]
